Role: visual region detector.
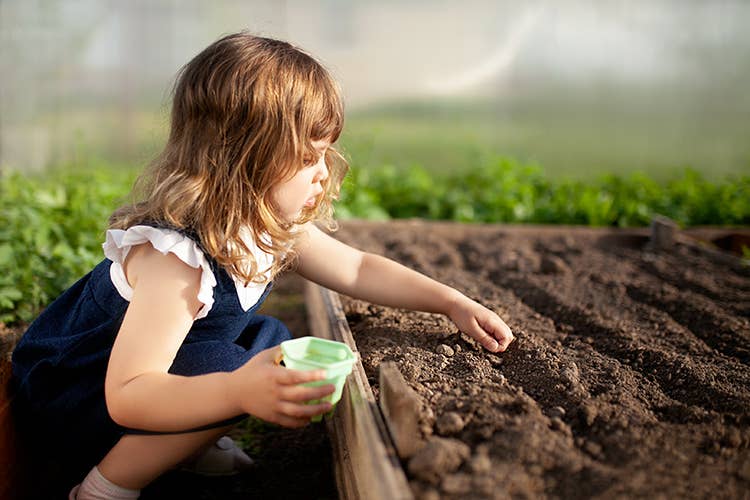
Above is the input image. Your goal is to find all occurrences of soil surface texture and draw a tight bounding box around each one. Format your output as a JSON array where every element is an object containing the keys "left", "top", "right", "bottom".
[{"left": 336, "top": 220, "right": 750, "bottom": 500}]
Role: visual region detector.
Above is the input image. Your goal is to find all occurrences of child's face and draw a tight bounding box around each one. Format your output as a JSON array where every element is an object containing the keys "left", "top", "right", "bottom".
[{"left": 271, "top": 139, "right": 330, "bottom": 222}]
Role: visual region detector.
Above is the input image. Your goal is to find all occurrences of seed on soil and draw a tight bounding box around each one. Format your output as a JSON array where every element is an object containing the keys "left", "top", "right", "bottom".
[
  {"left": 436, "top": 411, "right": 465, "bottom": 435},
  {"left": 407, "top": 437, "right": 471, "bottom": 484},
  {"left": 436, "top": 344, "right": 455, "bottom": 356}
]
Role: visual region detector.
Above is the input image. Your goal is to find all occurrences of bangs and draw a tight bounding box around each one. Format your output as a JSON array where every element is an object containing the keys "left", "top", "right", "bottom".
[{"left": 307, "top": 67, "right": 344, "bottom": 144}]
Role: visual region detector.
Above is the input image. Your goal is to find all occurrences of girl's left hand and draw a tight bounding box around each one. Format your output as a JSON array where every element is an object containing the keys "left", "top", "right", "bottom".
[{"left": 447, "top": 295, "right": 515, "bottom": 353}]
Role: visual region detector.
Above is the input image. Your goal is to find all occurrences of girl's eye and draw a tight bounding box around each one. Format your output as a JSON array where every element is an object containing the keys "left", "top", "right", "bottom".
[{"left": 303, "top": 156, "right": 317, "bottom": 167}]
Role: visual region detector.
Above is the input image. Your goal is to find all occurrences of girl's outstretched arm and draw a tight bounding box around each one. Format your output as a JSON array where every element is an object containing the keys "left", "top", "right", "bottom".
[
  {"left": 104, "top": 243, "right": 335, "bottom": 432},
  {"left": 294, "top": 223, "right": 514, "bottom": 352}
]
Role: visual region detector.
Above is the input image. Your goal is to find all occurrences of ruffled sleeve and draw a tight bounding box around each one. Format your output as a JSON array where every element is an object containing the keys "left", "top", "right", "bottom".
[{"left": 102, "top": 225, "right": 217, "bottom": 319}]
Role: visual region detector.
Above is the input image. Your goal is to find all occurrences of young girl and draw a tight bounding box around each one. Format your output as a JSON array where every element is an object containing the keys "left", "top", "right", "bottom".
[{"left": 12, "top": 32, "right": 514, "bottom": 499}]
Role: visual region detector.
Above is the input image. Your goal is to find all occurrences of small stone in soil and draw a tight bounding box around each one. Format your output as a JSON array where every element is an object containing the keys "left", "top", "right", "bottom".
[
  {"left": 407, "top": 437, "right": 471, "bottom": 484},
  {"left": 548, "top": 406, "right": 566, "bottom": 420},
  {"left": 436, "top": 411, "right": 465, "bottom": 435},
  {"left": 436, "top": 344, "right": 455, "bottom": 356}
]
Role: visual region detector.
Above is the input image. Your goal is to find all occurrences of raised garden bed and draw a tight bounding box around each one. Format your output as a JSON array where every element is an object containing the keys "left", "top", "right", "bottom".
[{"left": 332, "top": 220, "right": 750, "bottom": 499}]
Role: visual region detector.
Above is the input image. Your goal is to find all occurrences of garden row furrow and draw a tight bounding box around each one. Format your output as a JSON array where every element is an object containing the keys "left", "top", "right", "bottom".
[
  {"left": 625, "top": 248, "right": 750, "bottom": 310},
  {"left": 624, "top": 284, "right": 750, "bottom": 365},
  {"left": 503, "top": 277, "right": 750, "bottom": 416}
]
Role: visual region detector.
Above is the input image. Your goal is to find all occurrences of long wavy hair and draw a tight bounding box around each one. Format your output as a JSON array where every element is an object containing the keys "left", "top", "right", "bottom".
[{"left": 110, "top": 32, "right": 348, "bottom": 284}]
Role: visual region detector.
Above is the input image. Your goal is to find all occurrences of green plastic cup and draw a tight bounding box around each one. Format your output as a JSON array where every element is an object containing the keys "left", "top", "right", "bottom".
[{"left": 280, "top": 336, "right": 356, "bottom": 422}]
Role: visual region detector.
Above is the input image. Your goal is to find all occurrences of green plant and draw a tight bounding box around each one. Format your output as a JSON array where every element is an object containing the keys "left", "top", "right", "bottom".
[
  {"left": 0, "top": 165, "right": 137, "bottom": 324},
  {"left": 2, "top": 158, "right": 748, "bottom": 326}
]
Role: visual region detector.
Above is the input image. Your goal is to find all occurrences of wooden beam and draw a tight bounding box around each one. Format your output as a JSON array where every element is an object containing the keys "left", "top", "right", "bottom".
[{"left": 305, "top": 281, "right": 413, "bottom": 500}]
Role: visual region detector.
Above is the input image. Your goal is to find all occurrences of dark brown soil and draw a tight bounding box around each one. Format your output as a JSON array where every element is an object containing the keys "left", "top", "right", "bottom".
[{"left": 337, "top": 220, "right": 750, "bottom": 500}]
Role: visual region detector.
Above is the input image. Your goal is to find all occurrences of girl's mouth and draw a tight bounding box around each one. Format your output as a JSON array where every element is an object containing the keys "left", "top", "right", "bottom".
[{"left": 305, "top": 190, "right": 323, "bottom": 207}]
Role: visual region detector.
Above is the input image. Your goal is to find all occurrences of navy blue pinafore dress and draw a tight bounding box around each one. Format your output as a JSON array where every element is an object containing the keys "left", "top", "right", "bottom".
[{"left": 11, "top": 225, "right": 292, "bottom": 483}]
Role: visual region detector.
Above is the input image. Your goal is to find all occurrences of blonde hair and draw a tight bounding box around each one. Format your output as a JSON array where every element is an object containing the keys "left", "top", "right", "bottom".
[{"left": 110, "top": 32, "right": 348, "bottom": 284}]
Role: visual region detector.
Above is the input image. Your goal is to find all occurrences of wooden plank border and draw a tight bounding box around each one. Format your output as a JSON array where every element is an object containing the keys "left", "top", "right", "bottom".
[{"left": 304, "top": 281, "right": 413, "bottom": 500}]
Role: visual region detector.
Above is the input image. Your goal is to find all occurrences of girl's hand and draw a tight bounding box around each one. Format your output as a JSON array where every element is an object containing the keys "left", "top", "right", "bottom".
[
  {"left": 447, "top": 295, "right": 515, "bottom": 353},
  {"left": 229, "top": 346, "right": 336, "bottom": 428}
]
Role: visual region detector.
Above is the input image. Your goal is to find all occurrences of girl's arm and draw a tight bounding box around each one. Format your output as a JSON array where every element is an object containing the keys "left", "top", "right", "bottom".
[
  {"left": 294, "top": 223, "right": 514, "bottom": 352},
  {"left": 104, "top": 243, "right": 334, "bottom": 432}
]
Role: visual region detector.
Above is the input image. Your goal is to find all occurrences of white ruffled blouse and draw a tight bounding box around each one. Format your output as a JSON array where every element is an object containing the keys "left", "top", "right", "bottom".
[{"left": 102, "top": 225, "right": 273, "bottom": 320}]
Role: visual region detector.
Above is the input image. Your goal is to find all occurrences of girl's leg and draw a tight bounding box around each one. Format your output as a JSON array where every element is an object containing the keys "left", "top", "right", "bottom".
[{"left": 96, "top": 424, "right": 233, "bottom": 490}]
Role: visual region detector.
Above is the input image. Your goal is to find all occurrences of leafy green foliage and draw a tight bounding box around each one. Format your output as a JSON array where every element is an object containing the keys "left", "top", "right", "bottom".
[
  {"left": 0, "top": 166, "right": 137, "bottom": 324},
  {"left": 337, "top": 160, "right": 750, "bottom": 228},
  {"left": 2, "top": 158, "right": 747, "bottom": 325}
]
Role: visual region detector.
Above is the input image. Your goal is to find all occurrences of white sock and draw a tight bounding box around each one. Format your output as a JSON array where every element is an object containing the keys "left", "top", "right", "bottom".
[{"left": 69, "top": 466, "right": 141, "bottom": 499}]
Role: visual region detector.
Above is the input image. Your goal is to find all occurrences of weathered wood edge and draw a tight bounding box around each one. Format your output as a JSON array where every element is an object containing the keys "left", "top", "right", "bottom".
[{"left": 304, "top": 281, "right": 413, "bottom": 500}]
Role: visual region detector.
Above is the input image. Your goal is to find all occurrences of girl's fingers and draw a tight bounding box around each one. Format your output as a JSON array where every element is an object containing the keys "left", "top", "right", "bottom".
[
  {"left": 477, "top": 333, "right": 501, "bottom": 352},
  {"left": 279, "top": 383, "right": 336, "bottom": 403},
  {"left": 467, "top": 317, "right": 503, "bottom": 352},
  {"left": 272, "top": 413, "right": 310, "bottom": 428},
  {"left": 277, "top": 366, "right": 328, "bottom": 385},
  {"left": 277, "top": 400, "right": 332, "bottom": 419},
  {"left": 477, "top": 313, "right": 515, "bottom": 351}
]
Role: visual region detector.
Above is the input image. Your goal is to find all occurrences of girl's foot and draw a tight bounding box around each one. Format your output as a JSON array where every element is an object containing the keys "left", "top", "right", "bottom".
[{"left": 177, "top": 436, "right": 255, "bottom": 476}]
